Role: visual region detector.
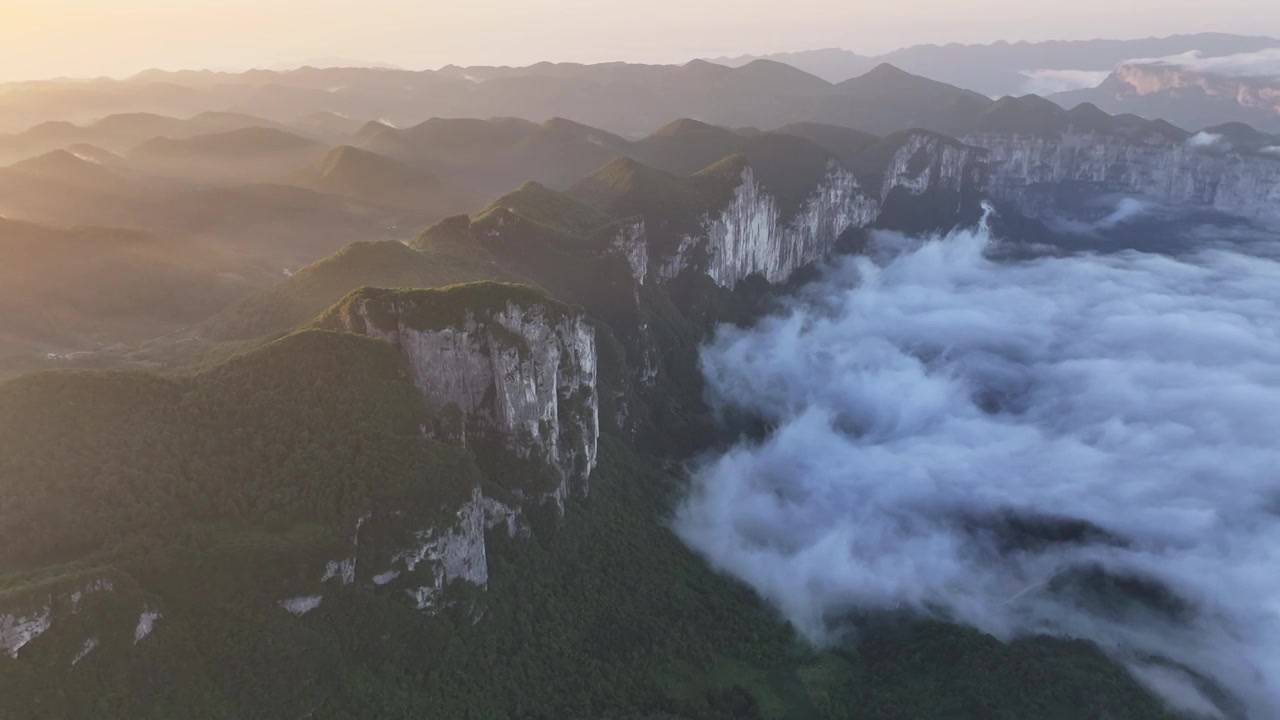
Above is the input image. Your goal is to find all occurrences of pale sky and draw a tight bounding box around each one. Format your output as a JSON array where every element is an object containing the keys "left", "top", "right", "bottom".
[{"left": 2, "top": 0, "right": 1279, "bottom": 82}]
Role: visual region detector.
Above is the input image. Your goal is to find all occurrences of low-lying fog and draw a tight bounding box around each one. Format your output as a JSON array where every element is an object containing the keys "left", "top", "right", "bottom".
[{"left": 678, "top": 208, "right": 1280, "bottom": 719}]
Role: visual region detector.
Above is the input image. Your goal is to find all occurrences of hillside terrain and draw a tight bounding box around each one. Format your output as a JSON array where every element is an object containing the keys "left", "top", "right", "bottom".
[
  {"left": 4, "top": 55, "right": 1280, "bottom": 717},
  {"left": 0, "top": 136, "right": 1185, "bottom": 716}
]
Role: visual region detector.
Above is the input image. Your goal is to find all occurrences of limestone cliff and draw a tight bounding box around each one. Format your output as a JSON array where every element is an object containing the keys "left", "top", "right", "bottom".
[
  {"left": 331, "top": 284, "right": 600, "bottom": 507},
  {"left": 967, "top": 131, "right": 1280, "bottom": 223},
  {"left": 656, "top": 132, "right": 988, "bottom": 288},
  {"left": 880, "top": 132, "right": 988, "bottom": 202},
  {"left": 306, "top": 284, "right": 600, "bottom": 614}
]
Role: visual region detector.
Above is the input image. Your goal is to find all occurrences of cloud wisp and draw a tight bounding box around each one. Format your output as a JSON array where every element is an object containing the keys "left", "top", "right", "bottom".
[
  {"left": 1129, "top": 48, "right": 1280, "bottom": 78},
  {"left": 676, "top": 214, "right": 1280, "bottom": 718}
]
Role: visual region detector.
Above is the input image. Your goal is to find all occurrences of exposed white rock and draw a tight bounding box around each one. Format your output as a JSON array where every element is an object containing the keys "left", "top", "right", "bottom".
[
  {"left": 657, "top": 135, "right": 986, "bottom": 289},
  {"left": 610, "top": 217, "right": 649, "bottom": 287},
  {"left": 698, "top": 164, "right": 879, "bottom": 288},
  {"left": 71, "top": 636, "right": 99, "bottom": 666},
  {"left": 479, "top": 495, "right": 524, "bottom": 538},
  {"left": 882, "top": 133, "right": 982, "bottom": 200},
  {"left": 348, "top": 298, "right": 599, "bottom": 503},
  {"left": 278, "top": 596, "right": 324, "bottom": 616},
  {"left": 133, "top": 608, "right": 161, "bottom": 644},
  {"left": 321, "top": 559, "right": 356, "bottom": 585},
  {"left": 69, "top": 577, "right": 114, "bottom": 614},
  {"left": 372, "top": 570, "right": 401, "bottom": 586},
  {"left": 967, "top": 131, "right": 1280, "bottom": 223},
  {"left": 397, "top": 487, "right": 493, "bottom": 612},
  {"left": 1, "top": 605, "right": 52, "bottom": 658}
]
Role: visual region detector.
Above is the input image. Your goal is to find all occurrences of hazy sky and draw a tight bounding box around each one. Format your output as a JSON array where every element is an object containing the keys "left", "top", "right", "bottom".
[{"left": 3, "top": 0, "right": 1279, "bottom": 82}]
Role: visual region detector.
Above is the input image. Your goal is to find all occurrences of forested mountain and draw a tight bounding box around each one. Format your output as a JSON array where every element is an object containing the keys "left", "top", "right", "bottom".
[
  {"left": 0, "top": 59, "right": 1170, "bottom": 138},
  {"left": 0, "top": 219, "right": 251, "bottom": 374},
  {"left": 0, "top": 124, "right": 1183, "bottom": 717},
  {"left": 3, "top": 49, "right": 1279, "bottom": 716}
]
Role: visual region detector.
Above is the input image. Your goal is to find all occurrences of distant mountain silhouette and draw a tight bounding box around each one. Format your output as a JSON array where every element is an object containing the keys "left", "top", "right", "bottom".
[
  {"left": 297, "top": 144, "right": 479, "bottom": 214},
  {"left": 129, "top": 126, "right": 324, "bottom": 181},
  {"left": 0, "top": 111, "right": 286, "bottom": 164},
  {"left": 710, "top": 33, "right": 1280, "bottom": 96},
  {"left": 1053, "top": 59, "right": 1280, "bottom": 133}
]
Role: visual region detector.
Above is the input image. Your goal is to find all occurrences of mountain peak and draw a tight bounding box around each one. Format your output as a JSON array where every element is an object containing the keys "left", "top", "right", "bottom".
[
  {"left": 482, "top": 181, "right": 613, "bottom": 236},
  {"left": 572, "top": 156, "right": 678, "bottom": 199},
  {"left": 649, "top": 118, "right": 733, "bottom": 141},
  {"left": 317, "top": 144, "right": 422, "bottom": 182},
  {"left": 681, "top": 59, "right": 726, "bottom": 73},
  {"left": 695, "top": 152, "right": 750, "bottom": 180},
  {"left": 864, "top": 62, "right": 913, "bottom": 80},
  {"left": 732, "top": 58, "right": 833, "bottom": 90},
  {"left": 9, "top": 149, "right": 116, "bottom": 181}
]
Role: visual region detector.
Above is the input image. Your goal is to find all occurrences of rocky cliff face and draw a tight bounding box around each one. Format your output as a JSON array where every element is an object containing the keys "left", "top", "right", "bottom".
[
  {"left": 968, "top": 131, "right": 1280, "bottom": 223},
  {"left": 291, "top": 485, "right": 524, "bottom": 615},
  {"left": 696, "top": 164, "right": 879, "bottom": 287},
  {"left": 0, "top": 573, "right": 156, "bottom": 665},
  {"left": 881, "top": 132, "right": 987, "bottom": 202},
  {"left": 656, "top": 134, "right": 988, "bottom": 288},
  {"left": 336, "top": 286, "right": 600, "bottom": 507},
  {"left": 610, "top": 218, "right": 649, "bottom": 288},
  {"left": 298, "top": 284, "right": 601, "bottom": 615}
]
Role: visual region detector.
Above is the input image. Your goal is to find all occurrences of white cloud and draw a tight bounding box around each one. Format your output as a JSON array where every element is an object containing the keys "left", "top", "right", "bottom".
[
  {"left": 1128, "top": 48, "right": 1280, "bottom": 78},
  {"left": 1046, "top": 196, "right": 1155, "bottom": 236},
  {"left": 677, "top": 214, "right": 1280, "bottom": 719},
  {"left": 1187, "top": 131, "right": 1230, "bottom": 151}
]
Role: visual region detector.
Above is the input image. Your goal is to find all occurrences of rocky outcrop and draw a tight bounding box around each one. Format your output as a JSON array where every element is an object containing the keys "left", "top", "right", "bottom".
[
  {"left": 278, "top": 596, "right": 324, "bottom": 617},
  {"left": 967, "top": 131, "right": 1280, "bottom": 223},
  {"left": 300, "top": 285, "right": 603, "bottom": 616},
  {"left": 132, "top": 608, "right": 161, "bottom": 644},
  {"left": 1059, "top": 62, "right": 1280, "bottom": 134},
  {"left": 1, "top": 606, "right": 51, "bottom": 659},
  {"left": 0, "top": 572, "right": 148, "bottom": 664},
  {"left": 300, "top": 485, "right": 525, "bottom": 617},
  {"left": 610, "top": 218, "right": 649, "bottom": 288},
  {"left": 881, "top": 132, "right": 988, "bottom": 201},
  {"left": 655, "top": 134, "right": 987, "bottom": 288},
  {"left": 335, "top": 285, "right": 600, "bottom": 506},
  {"left": 395, "top": 487, "right": 520, "bottom": 612},
  {"left": 697, "top": 164, "right": 878, "bottom": 287}
]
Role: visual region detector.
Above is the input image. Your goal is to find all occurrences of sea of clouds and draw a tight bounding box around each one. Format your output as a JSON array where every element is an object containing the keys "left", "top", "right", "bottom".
[{"left": 676, "top": 211, "right": 1280, "bottom": 718}]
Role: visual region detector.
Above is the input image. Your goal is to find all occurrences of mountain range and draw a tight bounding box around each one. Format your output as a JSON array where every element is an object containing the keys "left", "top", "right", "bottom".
[
  {"left": 4, "top": 34, "right": 1280, "bottom": 141},
  {"left": 6, "top": 62, "right": 1280, "bottom": 378},
  {"left": 0, "top": 105, "right": 1188, "bottom": 716},
  {"left": 710, "top": 33, "right": 1280, "bottom": 96},
  {"left": 1053, "top": 54, "right": 1280, "bottom": 132},
  {"left": 2, "top": 49, "right": 1279, "bottom": 718}
]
